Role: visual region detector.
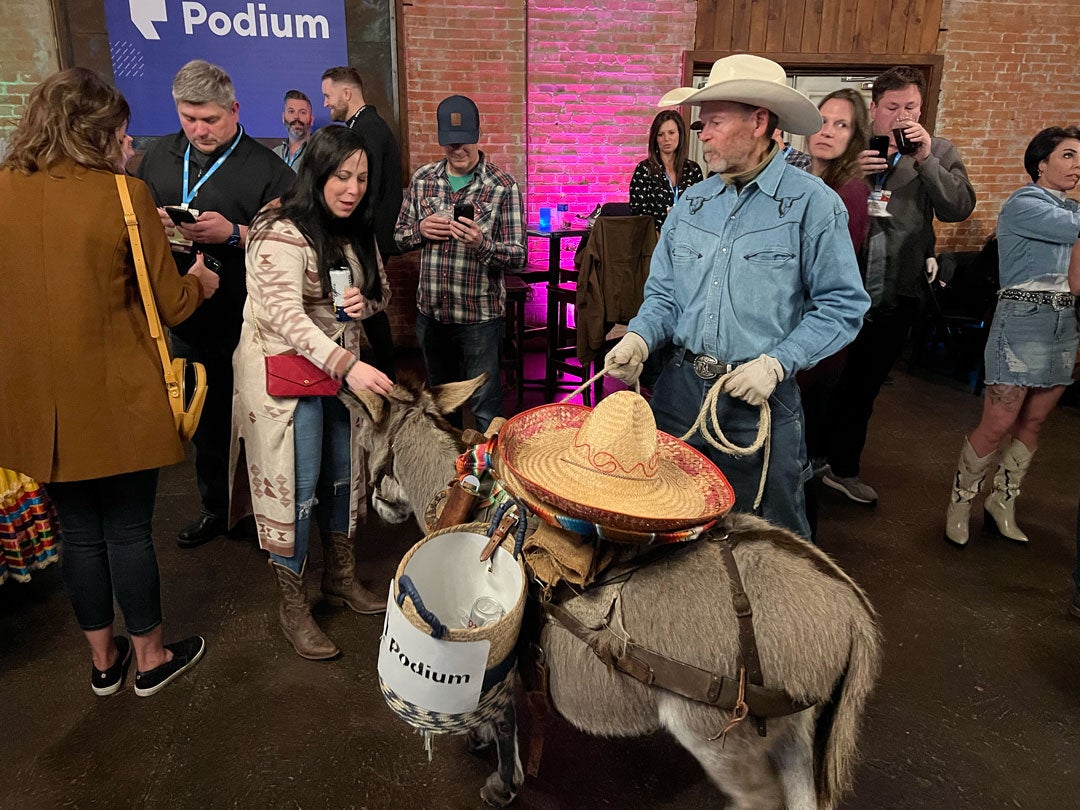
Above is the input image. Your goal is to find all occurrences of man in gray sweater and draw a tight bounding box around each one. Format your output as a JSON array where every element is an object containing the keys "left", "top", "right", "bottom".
[{"left": 822, "top": 66, "right": 976, "bottom": 505}]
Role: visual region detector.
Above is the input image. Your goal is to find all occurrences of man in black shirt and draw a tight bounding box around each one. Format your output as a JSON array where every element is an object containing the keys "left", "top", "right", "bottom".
[
  {"left": 321, "top": 66, "right": 403, "bottom": 377},
  {"left": 136, "top": 60, "right": 294, "bottom": 548}
]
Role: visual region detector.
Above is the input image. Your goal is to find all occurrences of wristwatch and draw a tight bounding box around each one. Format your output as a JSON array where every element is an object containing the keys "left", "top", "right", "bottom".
[{"left": 227, "top": 222, "right": 241, "bottom": 247}]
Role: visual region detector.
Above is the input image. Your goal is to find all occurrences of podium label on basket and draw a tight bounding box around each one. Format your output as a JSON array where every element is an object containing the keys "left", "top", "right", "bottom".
[{"left": 379, "top": 583, "right": 490, "bottom": 714}]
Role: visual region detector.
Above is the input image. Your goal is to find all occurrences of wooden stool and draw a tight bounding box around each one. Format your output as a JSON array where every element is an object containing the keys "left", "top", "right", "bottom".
[{"left": 502, "top": 275, "right": 529, "bottom": 409}]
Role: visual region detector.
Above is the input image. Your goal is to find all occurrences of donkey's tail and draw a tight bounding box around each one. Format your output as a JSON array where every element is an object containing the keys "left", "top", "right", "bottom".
[{"left": 813, "top": 600, "right": 882, "bottom": 810}]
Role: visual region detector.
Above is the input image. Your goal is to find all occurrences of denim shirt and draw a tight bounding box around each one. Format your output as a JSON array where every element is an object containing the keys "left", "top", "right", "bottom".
[
  {"left": 996, "top": 184, "right": 1080, "bottom": 290},
  {"left": 628, "top": 151, "right": 870, "bottom": 376}
]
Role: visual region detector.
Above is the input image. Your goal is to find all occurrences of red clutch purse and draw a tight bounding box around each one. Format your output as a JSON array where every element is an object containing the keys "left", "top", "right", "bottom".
[{"left": 265, "top": 355, "right": 341, "bottom": 397}]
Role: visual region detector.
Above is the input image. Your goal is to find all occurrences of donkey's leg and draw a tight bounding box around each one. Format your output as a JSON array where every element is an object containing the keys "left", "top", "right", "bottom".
[
  {"left": 480, "top": 699, "right": 523, "bottom": 808},
  {"left": 466, "top": 721, "right": 494, "bottom": 756},
  {"left": 767, "top": 711, "right": 818, "bottom": 810},
  {"left": 661, "top": 697, "right": 785, "bottom": 810}
]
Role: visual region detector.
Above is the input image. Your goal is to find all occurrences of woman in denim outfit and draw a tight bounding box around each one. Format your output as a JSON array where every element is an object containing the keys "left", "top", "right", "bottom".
[{"left": 944, "top": 127, "right": 1080, "bottom": 547}]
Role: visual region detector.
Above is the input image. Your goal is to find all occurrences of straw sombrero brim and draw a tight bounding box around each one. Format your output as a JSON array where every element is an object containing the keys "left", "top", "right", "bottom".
[
  {"left": 493, "top": 452, "right": 715, "bottom": 544},
  {"left": 499, "top": 404, "right": 734, "bottom": 532},
  {"left": 659, "top": 79, "right": 823, "bottom": 136}
]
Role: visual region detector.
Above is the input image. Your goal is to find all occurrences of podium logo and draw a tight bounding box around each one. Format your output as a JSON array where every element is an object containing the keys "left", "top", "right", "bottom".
[
  {"left": 129, "top": 0, "right": 167, "bottom": 40},
  {"left": 128, "top": 0, "right": 331, "bottom": 40}
]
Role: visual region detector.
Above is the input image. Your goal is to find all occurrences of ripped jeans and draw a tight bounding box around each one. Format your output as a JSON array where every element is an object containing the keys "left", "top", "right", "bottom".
[{"left": 269, "top": 395, "right": 352, "bottom": 574}]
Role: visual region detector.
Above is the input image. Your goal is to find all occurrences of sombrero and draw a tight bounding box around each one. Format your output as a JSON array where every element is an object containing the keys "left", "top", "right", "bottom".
[
  {"left": 658, "top": 53, "right": 822, "bottom": 136},
  {"left": 498, "top": 391, "right": 734, "bottom": 532}
]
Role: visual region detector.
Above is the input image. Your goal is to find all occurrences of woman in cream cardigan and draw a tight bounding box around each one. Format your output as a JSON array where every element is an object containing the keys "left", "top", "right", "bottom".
[{"left": 230, "top": 126, "right": 393, "bottom": 659}]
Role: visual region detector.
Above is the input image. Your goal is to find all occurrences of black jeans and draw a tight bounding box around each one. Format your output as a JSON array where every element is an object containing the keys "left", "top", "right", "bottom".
[
  {"left": 46, "top": 469, "right": 162, "bottom": 635},
  {"left": 170, "top": 331, "right": 236, "bottom": 518},
  {"left": 825, "top": 297, "right": 920, "bottom": 478}
]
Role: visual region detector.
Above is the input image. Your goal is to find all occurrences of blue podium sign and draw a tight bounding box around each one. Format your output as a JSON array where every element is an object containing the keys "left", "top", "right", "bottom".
[{"left": 105, "top": 0, "right": 349, "bottom": 137}]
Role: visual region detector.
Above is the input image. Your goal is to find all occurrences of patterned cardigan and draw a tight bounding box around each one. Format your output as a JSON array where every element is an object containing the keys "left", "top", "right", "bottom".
[{"left": 228, "top": 218, "right": 391, "bottom": 557}]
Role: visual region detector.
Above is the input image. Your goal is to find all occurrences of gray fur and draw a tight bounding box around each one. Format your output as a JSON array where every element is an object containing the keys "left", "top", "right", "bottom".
[{"left": 349, "top": 381, "right": 882, "bottom": 809}]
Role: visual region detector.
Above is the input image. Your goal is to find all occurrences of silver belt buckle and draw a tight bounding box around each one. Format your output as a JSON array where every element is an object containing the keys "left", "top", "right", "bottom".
[{"left": 693, "top": 353, "right": 719, "bottom": 380}]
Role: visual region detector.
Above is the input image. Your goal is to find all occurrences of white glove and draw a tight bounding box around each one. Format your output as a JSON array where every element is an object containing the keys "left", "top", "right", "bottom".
[
  {"left": 606, "top": 332, "right": 649, "bottom": 385},
  {"left": 720, "top": 354, "right": 784, "bottom": 406},
  {"left": 925, "top": 256, "right": 939, "bottom": 284}
]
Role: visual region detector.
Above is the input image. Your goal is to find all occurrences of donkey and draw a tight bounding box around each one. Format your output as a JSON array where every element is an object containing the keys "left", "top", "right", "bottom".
[{"left": 346, "top": 377, "right": 882, "bottom": 810}]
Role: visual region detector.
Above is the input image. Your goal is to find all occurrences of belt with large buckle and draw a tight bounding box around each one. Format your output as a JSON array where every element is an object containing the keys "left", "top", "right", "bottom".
[
  {"left": 685, "top": 350, "right": 737, "bottom": 380},
  {"left": 998, "top": 288, "right": 1076, "bottom": 311}
]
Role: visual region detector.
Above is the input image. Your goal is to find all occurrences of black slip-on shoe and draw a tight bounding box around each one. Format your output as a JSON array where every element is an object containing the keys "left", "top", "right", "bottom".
[
  {"left": 134, "top": 636, "right": 206, "bottom": 697},
  {"left": 177, "top": 514, "right": 227, "bottom": 548},
  {"left": 91, "top": 635, "right": 132, "bottom": 696}
]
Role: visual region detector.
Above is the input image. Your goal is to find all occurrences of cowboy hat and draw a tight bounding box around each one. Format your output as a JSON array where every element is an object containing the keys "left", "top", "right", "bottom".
[
  {"left": 498, "top": 391, "right": 734, "bottom": 532},
  {"left": 659, "top": 54, "right": 822, "bottom": 136}
]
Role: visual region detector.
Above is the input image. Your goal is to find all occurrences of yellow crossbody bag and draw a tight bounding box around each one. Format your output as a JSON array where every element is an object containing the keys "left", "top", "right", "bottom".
[{"left": 115, "top": 174, "right": 206, "bottom": 443}]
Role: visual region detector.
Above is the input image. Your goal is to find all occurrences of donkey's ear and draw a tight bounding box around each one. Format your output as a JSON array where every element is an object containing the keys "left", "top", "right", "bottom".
[
  {"left": 431, "top": 374, "right": 486, "bottom": 415},
  {"left": 341, "top": 387, "right": 385, "bottom": 423}
]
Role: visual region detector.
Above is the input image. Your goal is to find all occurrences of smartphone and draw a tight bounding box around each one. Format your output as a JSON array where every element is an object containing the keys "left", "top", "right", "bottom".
[
  {"left": 199, "top": 252, "right": 222, "bottom": 273},
  {"left": 453, "top": 202, "right": 475, "bottom": 222},
  {"left": 165, "top": 205, "right": 198, "bottom": 226},
  {"left": 869, "top": 135, "right": 890, "bottom": 162}
]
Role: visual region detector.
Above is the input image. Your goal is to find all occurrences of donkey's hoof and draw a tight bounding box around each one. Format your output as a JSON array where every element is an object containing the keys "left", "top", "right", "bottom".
[{"left": 480, "top": 772, "right": 517, "bottom": 807}]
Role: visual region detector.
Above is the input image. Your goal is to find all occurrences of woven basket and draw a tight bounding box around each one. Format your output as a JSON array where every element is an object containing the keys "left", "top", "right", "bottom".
[{"left": 380, "top": 521, "right": 526, "bottom": 734}]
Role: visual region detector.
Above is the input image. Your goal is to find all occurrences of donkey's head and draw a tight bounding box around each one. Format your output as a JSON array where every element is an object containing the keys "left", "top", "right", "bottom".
[{"left": 342, "top": 374, "right": 484, "bottom": 529}]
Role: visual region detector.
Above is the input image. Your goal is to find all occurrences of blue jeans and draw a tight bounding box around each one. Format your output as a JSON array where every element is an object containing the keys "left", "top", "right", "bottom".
[
  {"left": 268, "top": 396, "right": 352, "bottom": 574},
  {"left": 46, "top": 469, "right": 163, "bottom": 634},
  {"left": 416, "top": 312, "right": 503, "bottom": 431},
  {"left": 649, "top": 355, "right": 812, "bottom": 540}
]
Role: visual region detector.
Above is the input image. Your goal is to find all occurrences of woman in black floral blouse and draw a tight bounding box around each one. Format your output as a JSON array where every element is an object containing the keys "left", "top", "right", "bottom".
[{"left": 628, "top": 110, "right": 704, "bottom": 232}]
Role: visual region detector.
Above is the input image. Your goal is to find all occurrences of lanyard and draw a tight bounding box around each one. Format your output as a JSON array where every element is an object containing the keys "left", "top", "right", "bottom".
[
  {"left": 182, "top": 125, "right": 243, "bottom": 206},
  {"left": 283, "top": 140, "right": 305, "bottom": 168},
  {"left": 874, "top": 152, "right": 902, "bottom": 192},
  {"left": 667, "top": 172, "right": 680, "bottom": 204}
]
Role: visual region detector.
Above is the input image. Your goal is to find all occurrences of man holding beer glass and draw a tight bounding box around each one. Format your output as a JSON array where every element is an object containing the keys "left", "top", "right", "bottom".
[{"left": 820, "top": 66, "right": 976, "bottom": 506}]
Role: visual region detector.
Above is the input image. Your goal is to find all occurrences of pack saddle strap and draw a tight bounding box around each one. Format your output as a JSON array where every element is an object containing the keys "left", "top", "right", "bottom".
[{"left": 541, "top": 601, "right": 807, "bottom": 721}]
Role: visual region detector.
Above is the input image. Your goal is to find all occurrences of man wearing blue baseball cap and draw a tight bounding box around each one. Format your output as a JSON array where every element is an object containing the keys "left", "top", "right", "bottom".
[{"left": 394, "top": 95, "right": 526, "bottom": 431}]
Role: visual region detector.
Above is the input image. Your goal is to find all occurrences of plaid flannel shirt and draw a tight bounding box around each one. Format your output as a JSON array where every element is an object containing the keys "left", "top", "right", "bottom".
[{"left": 395, "top": 152, "right": 526, "bottom": 323}]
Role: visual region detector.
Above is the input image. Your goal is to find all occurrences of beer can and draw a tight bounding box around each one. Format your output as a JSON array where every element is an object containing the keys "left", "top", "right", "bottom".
[{"left": 329, "top": 267, "right": 352, "bottom": 322}]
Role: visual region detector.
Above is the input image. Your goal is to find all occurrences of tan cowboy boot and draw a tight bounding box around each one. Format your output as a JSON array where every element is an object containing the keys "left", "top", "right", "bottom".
[
  {"left": 945, "top": 438, "right": 995, "bottom": 547},
  {"left": 983, "top": 438, "right": 1034, "bottom": 543},
  {"left": 270, "top": 560, "right": 340, "bottom": 660},
  {"left": 321, "top": 531, "right": 385, "bottom": 614}
]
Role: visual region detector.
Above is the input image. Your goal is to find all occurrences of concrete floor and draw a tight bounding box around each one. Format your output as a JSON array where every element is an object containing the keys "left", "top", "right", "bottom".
[{"left": 3, "top": 349, "right": 1079, "bottom": 809}]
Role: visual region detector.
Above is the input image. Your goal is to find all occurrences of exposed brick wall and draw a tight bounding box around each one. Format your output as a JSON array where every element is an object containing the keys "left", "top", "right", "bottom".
[
  {"left": 0, "top": 0, "right": 58, "bottom": 159},
  {"left": 934, "top": 0, "right": 1080, "bottom": 251},
  {"left": 399, "top": 0, "right": 694, "bottom": 326},
  {"left": 396, "top": 0, "right": 527, "bottom": 341}
]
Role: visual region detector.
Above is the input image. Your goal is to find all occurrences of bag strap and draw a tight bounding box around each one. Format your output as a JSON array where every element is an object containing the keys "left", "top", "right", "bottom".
[{"left": 115, "top": 175, "right": 182, "bottom": 411}]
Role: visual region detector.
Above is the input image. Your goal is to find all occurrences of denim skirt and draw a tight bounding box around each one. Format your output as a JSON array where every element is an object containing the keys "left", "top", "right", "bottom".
[{"left": 983, "top": 298, "right": 1079, "bottom": 387}]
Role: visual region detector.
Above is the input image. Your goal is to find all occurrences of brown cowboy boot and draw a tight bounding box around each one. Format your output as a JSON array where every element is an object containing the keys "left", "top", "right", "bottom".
[
  {"left": 321, "top": 531, "right": 385, "bottom": 614},
  {"left": 269, "top": 560, "right": 340, "bottom": 660}
]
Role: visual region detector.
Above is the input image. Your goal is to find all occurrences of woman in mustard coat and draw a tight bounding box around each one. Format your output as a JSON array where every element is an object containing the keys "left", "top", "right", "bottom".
[{"left": 0, "top": 69, "right": 219, "bottom": 697}]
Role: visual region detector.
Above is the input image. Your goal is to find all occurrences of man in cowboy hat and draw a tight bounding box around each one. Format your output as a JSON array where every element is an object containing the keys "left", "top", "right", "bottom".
[{"left": 607, "top": 54, "right": 870, "bottom": 539}]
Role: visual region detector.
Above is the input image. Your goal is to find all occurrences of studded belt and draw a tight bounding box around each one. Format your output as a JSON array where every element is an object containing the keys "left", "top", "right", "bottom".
[
  {"left": 683, "top": 350, "right": 743, "bottom": 380},
  {"left": 997, "top": 288, "right": 1076, "bottom": 310}
]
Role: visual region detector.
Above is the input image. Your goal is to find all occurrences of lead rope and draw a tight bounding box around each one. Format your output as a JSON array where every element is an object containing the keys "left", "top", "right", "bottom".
[{"left": 561, "top": 364, "right": 771, "bottom": 510}]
